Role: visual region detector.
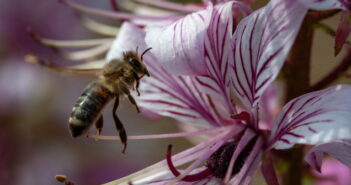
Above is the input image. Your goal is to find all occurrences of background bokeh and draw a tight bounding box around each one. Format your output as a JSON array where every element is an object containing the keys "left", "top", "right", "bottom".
[
  {"left": 0, "top": 0, "right": 350, "bottom": 185},
  {"left": 0, "top": 0, "right": 194, "bottom": 184}
]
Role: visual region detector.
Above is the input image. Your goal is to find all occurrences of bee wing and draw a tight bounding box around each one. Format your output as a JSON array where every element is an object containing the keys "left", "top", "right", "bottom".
[{"left": 25, "top": 54, "right": 103, "bottom": 76}]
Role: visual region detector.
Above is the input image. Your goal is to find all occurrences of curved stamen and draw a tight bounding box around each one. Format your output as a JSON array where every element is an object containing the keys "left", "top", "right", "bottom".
[
  {"left": 166, "top": 145, "right": 212, "bottom": 182},
  {"left": 58, "top": 43, "right": 111, "bottom": 61},
  {"left": 79, "top": 16, "right": 119, "bottom": 36},
  {"left": 59, "top": 0, "right": 182, "bottom": 21},
  {"left": 27, "top": 27, "right": 114, "bottom": 48},
  {"left": 25, "top": 55, "right": 101, "bottom": 76}
]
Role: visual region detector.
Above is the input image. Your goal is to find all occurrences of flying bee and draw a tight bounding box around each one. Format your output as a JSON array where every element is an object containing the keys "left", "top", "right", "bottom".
[{"left": 26, "top": 48, "right": 152, "bottom": 153}]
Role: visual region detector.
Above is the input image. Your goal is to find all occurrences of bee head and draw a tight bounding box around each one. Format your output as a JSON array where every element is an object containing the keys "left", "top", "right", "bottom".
[{"left": 125, "top": 48, "right": 151, "bottom": 77}]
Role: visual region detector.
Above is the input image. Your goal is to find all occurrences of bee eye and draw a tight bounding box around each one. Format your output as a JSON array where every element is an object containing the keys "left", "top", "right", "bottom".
[{"left": 129, "top": 58, "right": 141, "bottom": 69}]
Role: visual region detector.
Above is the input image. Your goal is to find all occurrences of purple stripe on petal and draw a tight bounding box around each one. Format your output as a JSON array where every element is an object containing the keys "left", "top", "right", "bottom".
[
  {"left": 138, "top": 59, "right": 223, "bottom": 126},
  {"left": 202, "top": 1, "right": 247, "bottom": 114},
  {"left": 308, "top": 126, "right": 318, "bottom": 134},
  {"left": 145, "top": 6, "right": 212, "bottom": 75},
  {"left": 231, "top": 0, "right": 307, "bottom": 110},
  {"left": 270, "top": 85, "right": 351, "bottom": 149}
]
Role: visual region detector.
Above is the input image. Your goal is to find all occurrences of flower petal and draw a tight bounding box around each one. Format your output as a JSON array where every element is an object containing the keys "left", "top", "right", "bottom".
[
  {"left": 305, "top": 140, "right": 351, "bottom": 172},
  {"left": 260, "top": 83, "right": 280, "bottom": 128},
  {"left": 145, "top": 5, "right": 212, "bottom": 75},
  {"left": 106, "top": 22, "right": 147, "bottom": 61},
  {"left": 231, "top": 0, "right": 307, "bottom": 109},
  {"left": 269, "top": 85, "right": 351, "bottom": 149},
  {"left": 298, "top": 0, "right": 351, "bottom": 11},
  {"left": 137, "top": 67, "right": 223, "bottom": 126},
  {"left": 203, "top": 1, "right": 249, "bottom": 114}
]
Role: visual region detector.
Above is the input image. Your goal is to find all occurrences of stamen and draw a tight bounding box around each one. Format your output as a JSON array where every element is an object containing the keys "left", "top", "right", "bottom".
[
  {"left": 27, "top": 27, "right": 113, "bottom": 48},
  {"left": 25, "top": 55, "right": 101, "bottom": 76},
  {"left": 170, "top": 128, "right": 243, "bottom": 183},
  {"left": 58, "top": 43, "right": 111, "bottom": 61},
  {"left": 206, "top": 95, "right": 225, "bottom": 124},
  {"left": 166, "top": 145, "right": 212, "bottom": 182},
  {"left": 133, "top": 0, "right": 202, "bottom": 13},
  {"left": 223, "top": 130, "right": 257, "bottom": 183},
  {"left": 79, "top": 16, "right": 119, "bottom": 36},
  {"left": 59, "top": 0, "right": 182, "bottom": 21},
  {"left": 86, "top": 126, "right": 230, "bottom": 140}
]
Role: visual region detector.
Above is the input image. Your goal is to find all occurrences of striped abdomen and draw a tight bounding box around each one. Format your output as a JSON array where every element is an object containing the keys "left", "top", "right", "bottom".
[{"left": 69, "top": 82, "right": 115, "bottom": 137}]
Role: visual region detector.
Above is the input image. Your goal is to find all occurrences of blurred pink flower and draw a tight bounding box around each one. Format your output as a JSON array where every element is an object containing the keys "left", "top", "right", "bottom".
[{"left": 313, "top": 158, "right": 351, "bottom": 185}]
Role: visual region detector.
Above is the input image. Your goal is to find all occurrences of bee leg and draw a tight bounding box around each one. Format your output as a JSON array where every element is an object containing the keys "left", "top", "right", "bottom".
[
  {"left": 133, "top": 72, "right": 141, "bottom": 96},
  {"left": 127, "top": 94, "right": 140, "bottom": 113},
  {"left": 94, "top": 115, "right": 103, "bottom": 136},
  {"left": 120, "top": 84, "right": 141, "bottom": 113},
  {"left": 136, "top": 81, "right": 140, "bottom": 96},
  {"left": 112, "top": 97, "right": 127, "bottom": 153}
]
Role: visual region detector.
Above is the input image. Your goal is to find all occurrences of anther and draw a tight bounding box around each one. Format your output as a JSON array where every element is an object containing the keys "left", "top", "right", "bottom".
[{"left": 55, "top": 175, "right": 75, "bottom": 185}]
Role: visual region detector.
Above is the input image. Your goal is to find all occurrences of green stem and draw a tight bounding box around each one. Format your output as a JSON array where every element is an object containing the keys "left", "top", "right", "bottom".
[{"left": 280, "top": 15, "right": 314, "bottom": 185}]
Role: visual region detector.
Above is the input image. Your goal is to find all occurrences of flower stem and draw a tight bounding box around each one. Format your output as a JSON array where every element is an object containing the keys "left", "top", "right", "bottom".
[
  {"left": 283, "top": 16, "right": 314, "bottom": 101},
  {"left": 310, "top": 49, "right": 351, "bottom": 91},
  {"left": 281, "top": 15, "right": 315, "bottom": 185}
]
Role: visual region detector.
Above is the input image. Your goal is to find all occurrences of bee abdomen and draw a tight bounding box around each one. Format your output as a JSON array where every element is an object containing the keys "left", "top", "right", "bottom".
[{"left": 69, "top": 82, "right": 114, "bottom": 137}]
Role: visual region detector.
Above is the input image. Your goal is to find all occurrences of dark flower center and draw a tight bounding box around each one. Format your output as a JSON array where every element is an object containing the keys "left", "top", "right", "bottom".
[
  {"left": 207, "top": 136, "right": 258, "bottom": 178},
  {"left": 166, "top": 136, "right": 258, "bottom": 182}
]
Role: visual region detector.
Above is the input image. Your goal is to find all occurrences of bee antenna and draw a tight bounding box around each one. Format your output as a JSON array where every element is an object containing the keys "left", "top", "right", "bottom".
[
  {"left": 141, "top": 47, "right": 152, "bottom": 62},
  {"left": 135, "top": 46, "right": 139, "bottom": 56}
]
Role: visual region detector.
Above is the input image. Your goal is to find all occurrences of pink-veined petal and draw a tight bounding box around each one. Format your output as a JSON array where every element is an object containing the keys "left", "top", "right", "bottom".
[
  {"left": 202, "top": 1, "right": 249, "bottom": 114},
  {"left": 231, "top": 0, "right": 307, "bottom": 110},
  {"left": 305, "top": 140, "right": 351, "bottom": 172},
  {"left": 298, "top": 0, "right": 351, "bottom": 11},
  {"left": 269, "top": 85, "right": 351, "bottom": 149},
  {"left": 107, "top": 22, "right": 223, "bottom": 126},
  {"left": 335, "top": 12, "right": 351, "bottom": 56},
  {"left": 145, "top": 4, "right": 213, "bottom": 75},
  {"left": 137, "top": 63, "right": 224, "bottom": 127}
]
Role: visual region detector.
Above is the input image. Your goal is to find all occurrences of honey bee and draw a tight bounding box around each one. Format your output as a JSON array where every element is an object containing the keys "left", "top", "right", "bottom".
[{"left": 26, "top": 48, "right": 152, "bottom": 153}]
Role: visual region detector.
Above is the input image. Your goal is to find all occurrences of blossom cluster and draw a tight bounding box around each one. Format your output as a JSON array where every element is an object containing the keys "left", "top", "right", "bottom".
[{"left": 28, "top": 0, "right": 351, "bottom": 184}]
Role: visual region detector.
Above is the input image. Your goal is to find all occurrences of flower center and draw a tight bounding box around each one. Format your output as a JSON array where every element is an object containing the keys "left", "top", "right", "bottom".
[
  {"left": 166, "top": 136, "right": 258, "bottom": 182},
  {"left": 207, "top": 136, "right": 257, "bottom": 178}
]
